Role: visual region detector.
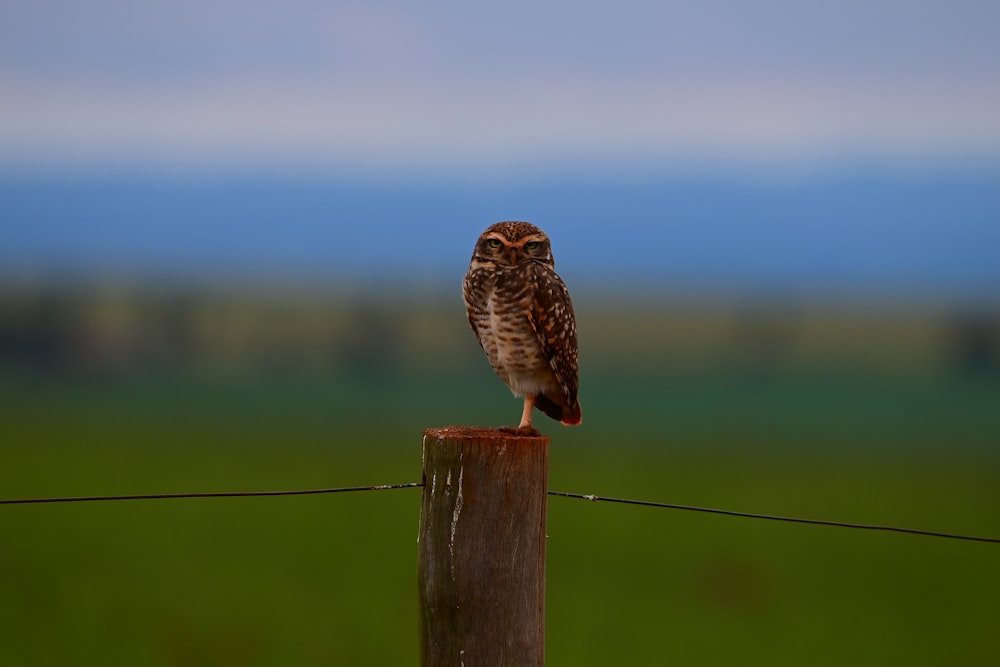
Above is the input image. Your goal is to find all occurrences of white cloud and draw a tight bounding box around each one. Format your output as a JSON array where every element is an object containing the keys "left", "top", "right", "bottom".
[
  {"left": 2, "top": 0, "right": 999, "bottom": 170},
  {"left": 2, "top": 75, "right": 998, "bottom": 171}
]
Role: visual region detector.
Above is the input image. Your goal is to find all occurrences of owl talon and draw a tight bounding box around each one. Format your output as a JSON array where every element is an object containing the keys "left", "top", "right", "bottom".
[{"left": 497, "top": 425, "right": 542, "bottom": 437}]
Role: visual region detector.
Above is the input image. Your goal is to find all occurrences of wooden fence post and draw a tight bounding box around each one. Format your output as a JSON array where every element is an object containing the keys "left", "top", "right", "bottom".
[{"left": 418, "top": 426, "right": 549, "bottom": 667}]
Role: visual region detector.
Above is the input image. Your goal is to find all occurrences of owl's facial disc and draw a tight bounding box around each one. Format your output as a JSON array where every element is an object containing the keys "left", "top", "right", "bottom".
[{"left": 478, "top": 228, "right": 550, "bottom": 267}]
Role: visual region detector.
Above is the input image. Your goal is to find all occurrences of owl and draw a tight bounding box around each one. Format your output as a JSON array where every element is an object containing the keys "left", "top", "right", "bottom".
[{"left": 463, "top": 221, "right": 582, "bottom": 435}]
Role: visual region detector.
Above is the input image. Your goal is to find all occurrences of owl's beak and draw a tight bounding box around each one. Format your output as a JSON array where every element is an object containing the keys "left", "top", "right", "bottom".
[{"left": 505, "top": 247, "right": 520, "bottom": 265}]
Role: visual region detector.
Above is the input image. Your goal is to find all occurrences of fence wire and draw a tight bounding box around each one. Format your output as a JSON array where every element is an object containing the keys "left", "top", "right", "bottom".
[{"left": 2, "top": 483, "right": 998, "bottom": 544}]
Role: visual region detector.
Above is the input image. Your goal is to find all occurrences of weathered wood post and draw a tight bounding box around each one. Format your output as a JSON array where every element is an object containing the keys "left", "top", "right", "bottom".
[{"left": 418, "top": 426, "right": 549, "bottom": 667}]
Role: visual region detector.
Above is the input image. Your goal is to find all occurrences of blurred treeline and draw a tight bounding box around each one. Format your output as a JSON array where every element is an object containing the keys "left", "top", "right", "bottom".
[
  {"left": 4, "top": 280, "right": 999, "bottom": 454},
  {"left": 2, "top": 281, "right": 998, "bottom": 380}
]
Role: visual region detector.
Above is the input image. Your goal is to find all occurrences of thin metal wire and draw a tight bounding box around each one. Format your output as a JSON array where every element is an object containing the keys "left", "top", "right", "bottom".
[
  {"left": 0, "top": 482, "right": 423, "bottom": 505},
  {"left": 547, "top": 490, "right": 1000, "bottom": 544},
  {"left": 2, "top": 483, "right": 997, "bottom": 544}
]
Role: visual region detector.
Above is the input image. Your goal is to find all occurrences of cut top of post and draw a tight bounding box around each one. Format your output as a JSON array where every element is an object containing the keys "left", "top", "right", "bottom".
[{"left": 423, "top": 425, "right": 548, "bottom": 442}]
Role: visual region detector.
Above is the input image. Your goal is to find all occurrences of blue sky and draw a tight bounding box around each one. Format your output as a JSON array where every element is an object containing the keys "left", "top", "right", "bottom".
[
  {"left": 2, "top": 1, "right": 999, "bottom": 299},
  {"left": 3, "top": 168, "right": 999, "bottom": 302},
  {"left": 2, "top": 0, "right": 999, "bottom": 172}
]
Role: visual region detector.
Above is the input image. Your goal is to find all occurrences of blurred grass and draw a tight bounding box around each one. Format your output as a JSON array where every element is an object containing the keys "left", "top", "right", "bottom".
[{"left": 2, "top": 372, "right": 999, "bottom": 665}]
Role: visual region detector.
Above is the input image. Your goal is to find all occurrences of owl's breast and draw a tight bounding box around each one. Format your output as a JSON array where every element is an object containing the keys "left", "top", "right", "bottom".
[{"left": 465, "top": 268, "right": 556, "bottom": 397}]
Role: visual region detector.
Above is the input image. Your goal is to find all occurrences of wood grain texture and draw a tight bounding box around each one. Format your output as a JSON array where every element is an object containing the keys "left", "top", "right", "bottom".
[{"left": 418, "top": 427, "right": 549, "bottom": 667}]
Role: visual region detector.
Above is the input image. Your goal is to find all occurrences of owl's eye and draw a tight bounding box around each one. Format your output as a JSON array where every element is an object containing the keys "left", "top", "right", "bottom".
[
  {"left": 488, "top": 239, "right": 503, "bottom": 248},
  {"left": 525, "top": 241, "right": 540, "bottom": 250}
]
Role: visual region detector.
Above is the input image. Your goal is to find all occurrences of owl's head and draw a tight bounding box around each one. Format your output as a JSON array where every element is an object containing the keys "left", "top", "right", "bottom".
[{"left": 472, "top": 221, "right": 554, "bottom": 268}]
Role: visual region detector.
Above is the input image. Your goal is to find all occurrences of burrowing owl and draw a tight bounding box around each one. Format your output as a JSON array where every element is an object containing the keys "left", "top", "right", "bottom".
[{"left": 463, "top": 221, "right": 582, "bottom": 434}]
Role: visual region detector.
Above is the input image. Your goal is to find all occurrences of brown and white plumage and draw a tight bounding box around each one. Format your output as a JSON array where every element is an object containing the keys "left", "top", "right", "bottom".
[{"left": 463, "top": 221, "right": 582, "bottom": 434}]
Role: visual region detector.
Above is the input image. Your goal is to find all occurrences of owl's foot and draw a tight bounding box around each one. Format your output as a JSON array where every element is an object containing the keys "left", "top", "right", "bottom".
[
  {"left": 498, "top": 425, "right": 542, "bottom": 437},
  {"left": 492, "top": 395, "right": 542, "bottom": 436}
]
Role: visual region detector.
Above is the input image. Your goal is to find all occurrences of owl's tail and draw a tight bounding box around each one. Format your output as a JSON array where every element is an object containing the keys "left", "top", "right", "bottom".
[{"left": 536, "top": 394, "right": 582, "bottom": 426}]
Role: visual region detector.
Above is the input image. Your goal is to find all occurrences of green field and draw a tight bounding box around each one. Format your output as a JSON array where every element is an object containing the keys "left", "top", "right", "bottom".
[{"left": 2, "top": 372, "right": 998, "bottom": 666}]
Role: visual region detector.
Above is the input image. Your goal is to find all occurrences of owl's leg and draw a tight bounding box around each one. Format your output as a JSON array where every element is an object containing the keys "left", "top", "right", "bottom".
[{"left": 518, "top": 395, "right": 536, "bottom": 431}]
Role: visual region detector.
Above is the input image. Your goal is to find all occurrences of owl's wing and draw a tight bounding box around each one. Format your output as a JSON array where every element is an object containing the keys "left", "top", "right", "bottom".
[
  {"left": 525, "top": 263, "right": 581, "bottom": 423},
  {"left": 462, "top": 272, "right": 488, "bottom": 342}
]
